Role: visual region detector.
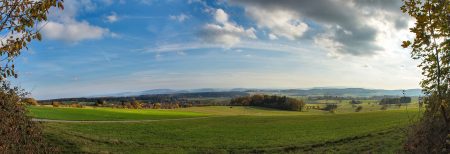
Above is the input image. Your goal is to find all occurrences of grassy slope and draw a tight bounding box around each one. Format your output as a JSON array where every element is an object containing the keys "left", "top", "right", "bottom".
[
  {"left": 177, "top": 106, "right": 324, "bottom": 116},
  {"left": 40, "top": 108, "right": 419, "bottom": 153},
  {"left": 28, "top": 106, "right": 325, "bottom": 121},
  {"left": 28, "top": 106, "right": 207, "bottom": 121}
]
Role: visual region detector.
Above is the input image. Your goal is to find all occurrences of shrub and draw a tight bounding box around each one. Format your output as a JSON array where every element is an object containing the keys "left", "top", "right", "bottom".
[
  {"left": 153, "top": 103, "right": 161, "bottom": 109},
  {"left": 70, "top": 103, "right": 83, "bottom": 108},
  {"left": 51, "top": 101, "right": 61, "bottom": 107},
  {"left": 22, "top": 98, "right": 38, "bottom": 106},
  {"left": 355, "top": 106, "right": 363, "bottom": 112},
  {"left": 0, "top": 81, "right": 56, "bottom": 153},
  {"left": 322, "top": 103, "right": 338, "bottom": 112},
  {"left": 405, "top": 112, "right": 447, "bottom": 153},
  {"left": 95, "top": 99, "right": 106, "bottom": 106},
  {"left": 380, "top": 104, "right": 388, "bottom": 110},
  {"left": 350, "top": 100, "right": 362, "bottom": 104},
  {"left": 131, "top": 100, "right": 142, "bottom": 109},
  {"left": 173, "top": 103, "right": 180, "bottom": 109}
]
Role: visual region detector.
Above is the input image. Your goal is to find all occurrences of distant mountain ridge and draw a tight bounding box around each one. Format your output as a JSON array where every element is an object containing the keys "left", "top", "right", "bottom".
[
  {"left": 95, "top": 88, "right": 423, "bottom": 98},
  {"left": 265, "top": 88, "right": 423, "bottom": 97}
]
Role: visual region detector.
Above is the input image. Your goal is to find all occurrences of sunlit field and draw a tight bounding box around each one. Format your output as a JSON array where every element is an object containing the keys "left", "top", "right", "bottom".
[
  {"left": 29, "top": 105, "right": 421, "bottom": 153},
  {"left": 28, "top": 106, "right": 207, "bottom": 121}
]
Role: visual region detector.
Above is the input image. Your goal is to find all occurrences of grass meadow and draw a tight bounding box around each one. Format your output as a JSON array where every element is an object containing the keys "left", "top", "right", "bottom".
[
  {"left": 29, "top": 105, "right": 421, "bottom": 153},
  {"left": 28, "top": 106, "right": 207, "bottom": 121}
]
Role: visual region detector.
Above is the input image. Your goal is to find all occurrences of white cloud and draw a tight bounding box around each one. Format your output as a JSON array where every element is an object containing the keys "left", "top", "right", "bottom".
[
  {"left": 246, "top": 7, "right": 308, "bottom": 40},
  {"left": 106, "top": 12, "right": 119, "bottom": 23},
  {"left": 41, "top": 21, "right": 109, "bottom": 42},
  {"left": 268, "top": 33, "right": 278, "bottom": 40},
  {"left": 199, "top": 9, "right": 257, "bottom": 47},
  {"left": 228, "top": 0, "right": 411, "bottom": 57},
  {"left": 142, "top": 40, "right": 310, "bottom": 54},
  {"left": 169, "top": 13, "right": 189, "bottom": 22},
  {"left": 215, "top": 9, "right": 228, "bottom": 24},
  {"left": 110, "top": 32, "right": 120, "bottom": 38},
  {"left": 176, "top": 51, "right": 186, "bottom": 55},
  {"left": 40, "top": 0, "right": 111, "bottom": 43},
  {"left": 313, "top": 33, "right": 345, "bottom": 58},
  {"left": 80, "top": 0, "right": 96, "bottom": 11}
]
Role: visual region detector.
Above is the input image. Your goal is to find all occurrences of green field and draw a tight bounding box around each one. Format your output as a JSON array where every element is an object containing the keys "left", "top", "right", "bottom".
[
  {"left": 28, "top": 106, "right": 207, "bottom": 121},
  {"left": 30, "top": 106, "right": 421, "bottom": 153}
]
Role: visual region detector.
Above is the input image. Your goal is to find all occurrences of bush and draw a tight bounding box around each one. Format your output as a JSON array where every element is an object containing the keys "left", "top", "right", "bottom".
[
  {"left": 380, "top": 104, "right": 388, "bottom": 110},
  {"left": 322, "top": 103, "right": 338, "bottom": 112},
  {"left": 22, "top": 98, "right": 38, "bottom": 106},
  {"left": 51, "top": 101, "right": 61, "bottom": 107},
  {"left": 70, "top": 103, "right": 83, "bottom": 108},
  {"left": 0, "top": 81, "right": 56, "bottom": 153},
  {"left": 153, "top": 103, "right": 161, "bottom": 109},
  {"left": 131, "top": 100, "right": 142, "bottom": 109},
  {"left": 355, "top": 106, "right": 363, "bottom": 112},
  {"left": 404, "top": 95, "right": 449, "bottom": 152},
  {"left": 350, "top": 100, "right": 362, "bottom": 104},
  {"left": 95, "top": 99, "right": 106, "bottom": 106},
  {"left": 405, "top": 113, "right": 447, "bottom": 153}
]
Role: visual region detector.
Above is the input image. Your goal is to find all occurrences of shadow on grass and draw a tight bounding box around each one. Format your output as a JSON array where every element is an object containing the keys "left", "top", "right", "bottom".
[
  {"left": 226, "top": 127, "right": 407, "bottom": 154},
  {"left": 43, "top": 133, "right": 83, "bottom": 153}
]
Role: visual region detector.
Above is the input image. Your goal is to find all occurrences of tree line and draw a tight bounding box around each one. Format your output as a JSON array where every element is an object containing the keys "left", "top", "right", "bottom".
[
  {"left": 379, "top": 97, "right": 412, "bottom": 105},
  {"left": 230, "top": 95, "right": 305, "bottom": 111},
  {"left": 39, "top": 91, "right": 249, "bottom": 104}
]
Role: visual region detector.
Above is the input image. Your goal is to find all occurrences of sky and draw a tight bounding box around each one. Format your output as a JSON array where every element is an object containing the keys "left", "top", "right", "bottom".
[{"left": 11, "top": 0, "right": 422, "bottom": 99}]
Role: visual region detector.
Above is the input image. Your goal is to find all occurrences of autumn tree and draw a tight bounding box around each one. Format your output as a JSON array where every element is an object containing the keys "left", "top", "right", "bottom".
[
  {"left": 131, "top": 100, "right": 142, "bottom": 109},
  {"left": 355, "top": 106, "right": 363, "bottom": 112},
  {"left": 153, "top": 103, "right": 161, "bottom": 109},
  {"left": 0, "top": 0, "right": 63, "bottom": 79},
  {"left": 51, "top": 101, "right": 60, "bottom": 107},
  {"left": 95, "top": 99, "right": 106, "bottom": 106},
  {"left": 22, "top": 97, "right": 38, "bottom": 105},
  {"left": 401, "top": 0, "right": 450, "bottom": 152},
  {"left": 0, "top": 0, "right": 63, "bottom": 152}
]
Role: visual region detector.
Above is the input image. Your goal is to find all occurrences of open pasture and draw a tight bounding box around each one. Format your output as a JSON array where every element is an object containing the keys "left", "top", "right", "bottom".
[
  {"left": 30, "top": 106, "right": 420, "bottom": 153},
  {"left": 28, "top": 106, "right": 207, "bottom": 121}
]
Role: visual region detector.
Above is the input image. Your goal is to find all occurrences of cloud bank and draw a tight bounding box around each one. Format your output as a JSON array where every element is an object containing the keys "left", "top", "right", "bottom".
[
  {"left": 227, "top": 0, "right": 409, "bottom": 56},
  {"left": 199, "top": 9, "right": 257, "bottom": 47},
  {"left": 40, "top": 0, "right": 111, "bottom": 43}
]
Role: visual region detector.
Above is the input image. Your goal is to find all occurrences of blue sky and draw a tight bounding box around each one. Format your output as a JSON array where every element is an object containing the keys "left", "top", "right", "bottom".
[{"left": 12, "top": 0, "right": 421, "bottom": 99}]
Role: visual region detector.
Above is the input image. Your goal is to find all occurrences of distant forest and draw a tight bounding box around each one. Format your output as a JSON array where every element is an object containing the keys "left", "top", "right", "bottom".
[
  {"left": 39, "top": 91, "right": 249, "bottom": 105},
  {"left": 39, "top": 90, "right": 415, "bottom": 108},
  {"left": 248, "top": 88, "right": 422, "bottom": 97},
  {"left": 379, "top": 97, "right": 412, "bottom": 105},
  {"left": 230, "top": 95, "right": 305, "bottom": 111}
]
